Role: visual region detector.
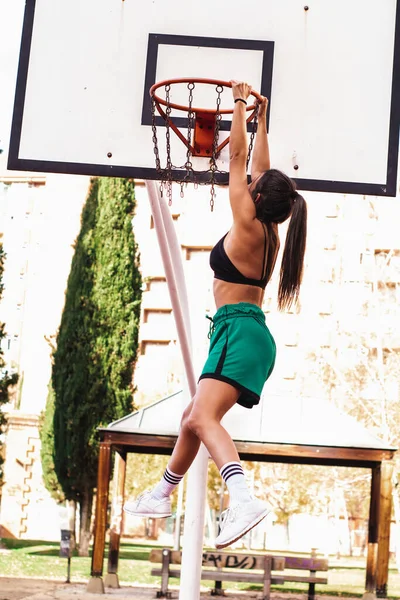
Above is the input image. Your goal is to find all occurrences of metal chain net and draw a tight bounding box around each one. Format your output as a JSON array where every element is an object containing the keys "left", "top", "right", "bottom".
[
  {"left": 246, "top": 102, "right": 259, "bottom": 170},
  {"left": 208, "top": 84, "right": 223, "bottom": 211},
  {"left": 181, "top": 82, "right": 195, "bottom": 198},
  {"left": 150, "top": 82, "right": 259, "bottom": 210}
]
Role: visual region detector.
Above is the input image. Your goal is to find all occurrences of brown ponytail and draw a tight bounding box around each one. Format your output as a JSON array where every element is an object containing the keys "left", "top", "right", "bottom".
[
  {"left": 251, "top": 169, "right": 307, "bottom": 309},
  {"left": 277, "top": 193, "right": 307, "bottom": 311}
]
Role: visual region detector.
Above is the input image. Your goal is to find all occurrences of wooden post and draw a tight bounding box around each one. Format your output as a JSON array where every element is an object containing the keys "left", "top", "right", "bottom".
[
  {"left": 363, "top": 464, "right": 381, "bottom": 599},
  {"left": 87, "top": 440, "right": 112, "bottom": 593},
  {"left": 376, "top": 460, "right": 394, "bottom": 597},
  {"left": 262, "top": 554, "right": 272, "bottom": 600},
  {"left": 211, "top": 580, "right": 223, "bottom": 596},
  {"left": 157, "top": 548, "right": 172, "bottom": 598},
  {"left": 104, "top": 450, "right": 127, "bottom": 589},
  {"left": 308, "top": 548, "right": 317, "bottom": 600}
]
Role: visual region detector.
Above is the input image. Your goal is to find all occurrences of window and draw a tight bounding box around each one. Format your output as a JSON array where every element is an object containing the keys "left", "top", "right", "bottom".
[
  {"left": 185, "top": 247, "right": 212, "bottom": 262},
  {"left": 150, "top": 214, "right": 179, "bottom": 229},
  {"left": 144, "top": 277, "right": 167, "bottom": 293},
  {"left": 140, "top": 341, "right": 170, "bottom": 357},
  {"left": 374, "top": 249, "right": 400, "bottom": 282},
  {"left": 143, "top": 309, "right": 173, "bottom": 326}
]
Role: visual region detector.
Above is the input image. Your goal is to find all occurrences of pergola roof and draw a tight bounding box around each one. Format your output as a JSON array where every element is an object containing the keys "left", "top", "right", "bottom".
[{"left": 101, "top": 391, "right": 395, "bottom": 467}]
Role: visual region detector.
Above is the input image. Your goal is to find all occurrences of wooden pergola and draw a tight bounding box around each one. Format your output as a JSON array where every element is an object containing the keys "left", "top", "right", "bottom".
[{"left": 88, "top": 392, "right": 396, "bottom": 598}]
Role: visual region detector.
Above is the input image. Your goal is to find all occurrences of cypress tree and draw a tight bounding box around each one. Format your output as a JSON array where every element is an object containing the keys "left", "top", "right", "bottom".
[
  {"left": 39, "top": 383, "right": 65, "bottom": 504},
  {"left": 0, "top": 244, "right": 19, "bottom": 484},
  {"left": 40, "top": 382, "right": 78, "bottom": 550},
  {"left": 52, "top": 178, "right": 142, "bottom": 555}
]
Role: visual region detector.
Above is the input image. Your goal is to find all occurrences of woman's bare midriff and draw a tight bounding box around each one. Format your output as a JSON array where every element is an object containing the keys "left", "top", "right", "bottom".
[{"left": 213, "top": 279, "right": 264, "bottom": 309}]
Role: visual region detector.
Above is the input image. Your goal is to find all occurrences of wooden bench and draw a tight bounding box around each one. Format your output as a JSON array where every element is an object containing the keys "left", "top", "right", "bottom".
[
  {"left": 272, "top": 554, "right": 329, "bottom": 600},
  {"left": 150, "top": 548, "right": 328, "bottom": 600},
  {"left": 149, "top": 548, "right": 284, "bottom": 599}
]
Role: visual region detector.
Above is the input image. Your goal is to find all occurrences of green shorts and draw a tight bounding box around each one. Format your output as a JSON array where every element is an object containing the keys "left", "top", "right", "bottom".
[{"left": 199, "top": 302, "right": 276, "bottom": 409}]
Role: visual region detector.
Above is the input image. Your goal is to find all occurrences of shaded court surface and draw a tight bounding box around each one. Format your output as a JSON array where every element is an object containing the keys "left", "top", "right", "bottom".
[{"left": 0, "top": 579, "right": 363, "bottom": 600}]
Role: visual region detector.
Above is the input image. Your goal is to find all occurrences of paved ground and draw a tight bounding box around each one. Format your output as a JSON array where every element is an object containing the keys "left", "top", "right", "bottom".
[{"left": 0, "top": 578, "right": 365, "bottom": 600}]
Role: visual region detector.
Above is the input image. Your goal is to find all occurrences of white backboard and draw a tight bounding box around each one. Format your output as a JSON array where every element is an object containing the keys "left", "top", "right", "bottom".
[{"left": 8, "top": 0, "right": 400, "bottom": 195}]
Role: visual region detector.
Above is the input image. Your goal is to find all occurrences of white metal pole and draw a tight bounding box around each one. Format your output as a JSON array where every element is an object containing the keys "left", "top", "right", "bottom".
[
  {"left": 145, "top": 181, "right": 196, "bottom": 392},
  {"left": 173, "top": 477, "right": 184, "bottom": 551},
  {"left": 178, "top": 448, "right": 209, "bottom": 600},
  {"left": 145, "top": 181, "right": 208, "bottom": 600},
  {"left": 158, "top": 197, "right": 191, "bottom": 335}
]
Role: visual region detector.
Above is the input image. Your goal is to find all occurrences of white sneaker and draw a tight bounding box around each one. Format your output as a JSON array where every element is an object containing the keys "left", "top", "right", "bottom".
[
  {"left": 215, "top": 498, "right": 269, "bottom": 549},
  {"left": 123, "top": 491, "right": 172, "bottom": 518}
]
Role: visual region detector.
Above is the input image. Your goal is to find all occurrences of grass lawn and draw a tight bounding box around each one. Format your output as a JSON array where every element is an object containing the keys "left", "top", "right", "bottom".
[{"left": 1, "top": 539, "right": 400, "bottom": 598}]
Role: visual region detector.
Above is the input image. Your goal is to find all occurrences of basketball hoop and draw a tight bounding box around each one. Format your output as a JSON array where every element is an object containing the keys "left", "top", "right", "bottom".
[{"left": 150, "top": 78, "right": 262, "bottom": 210}]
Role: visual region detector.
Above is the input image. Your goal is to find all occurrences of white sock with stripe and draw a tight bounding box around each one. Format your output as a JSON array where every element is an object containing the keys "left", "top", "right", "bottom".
[
  {"left": 220, "top": 461, "right": 252, "bottom": 505},
  {"left": 151, "top": 466, "right": 184, "bottom": 500}
]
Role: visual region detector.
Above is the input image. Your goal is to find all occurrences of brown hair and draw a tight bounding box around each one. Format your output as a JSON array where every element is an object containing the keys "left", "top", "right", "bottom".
[{"left": 251, "top": 169, "right": 307, "bottom": 310}]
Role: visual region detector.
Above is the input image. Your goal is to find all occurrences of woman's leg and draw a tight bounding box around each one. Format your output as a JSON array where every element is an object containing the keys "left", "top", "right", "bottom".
[
  {"left": 185, "top": 379, "right": 254, "bottom": 504},
  {"left": 165, "top": 379, "right": 240, "bottom": 476},
  {"left": 152, "top": 377, "right": 242, "bottom": 481},
  {"left": 125, "top": 377, "right": 268, "bottom": 547},
  {"left": 184, "top": 378, "right": 269, "bottom": 549},
  {"left": 142, "top": 400, "right": 202, "bottom": 503},
  {"left": 123, "top": 396, "right": 205, "bottom": 516},
  {"left": 142, "top": 379, "right": 243, "bottom": 509},
  {"left": 185, "top": 378, "right": 241, "bottom": 469},
  {"left": 165, "top": 399, "right": 202, "bottom": 475},
  {"left": 150, "top": 379, "right": 241, "bottom": 503},
  {"left": 125, "top": 379, "right": 241, "bottom": 509}
]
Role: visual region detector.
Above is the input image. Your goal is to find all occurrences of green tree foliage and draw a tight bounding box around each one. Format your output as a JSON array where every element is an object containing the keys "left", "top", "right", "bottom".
[
  {"left": 39, "top": 383, "right": 66, "bottom": 504},
  {"left": 51, "top": 178, "right": 142, "bottom": 554},
  {"left": 0, "top": 244, "right": 18, "bottom": 484}
]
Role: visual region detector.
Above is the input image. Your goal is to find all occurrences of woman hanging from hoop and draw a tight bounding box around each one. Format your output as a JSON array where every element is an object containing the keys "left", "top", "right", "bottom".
[{"left": 125, "top": 80, "right": 307, "bottom": 549}]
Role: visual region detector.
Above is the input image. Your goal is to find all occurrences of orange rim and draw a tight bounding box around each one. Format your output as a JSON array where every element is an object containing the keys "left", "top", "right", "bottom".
[
  {"left": 150, "top": 78, "right": 262, "bottom": 156},
  {"left": 149, "top": 78, "right": 262, "bottom": 114}
]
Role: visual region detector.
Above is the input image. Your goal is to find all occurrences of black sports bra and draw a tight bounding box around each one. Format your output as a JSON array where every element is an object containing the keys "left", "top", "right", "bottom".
[{"left": 209, "top": 226, "right": 269, "bottom": 290}]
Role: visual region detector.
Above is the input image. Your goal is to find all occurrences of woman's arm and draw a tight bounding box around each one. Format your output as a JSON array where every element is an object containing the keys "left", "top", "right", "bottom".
[
  {"left": 251, "top": 96, "right": 270, "bottom": 180},
  {"left": 228, "top": 81, "right": 257, "bottom": 225},
  {"left": 229, "top": 82, "right": 251, "bottom": 163}
]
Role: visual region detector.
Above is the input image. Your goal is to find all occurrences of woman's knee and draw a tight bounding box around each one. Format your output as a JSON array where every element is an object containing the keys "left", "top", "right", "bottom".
[
  {"left": 180, "top": 402, "right": 194, "bottom": 430},
  {"left": 186, "top": 410, "right": 212, "bottom": 438}
]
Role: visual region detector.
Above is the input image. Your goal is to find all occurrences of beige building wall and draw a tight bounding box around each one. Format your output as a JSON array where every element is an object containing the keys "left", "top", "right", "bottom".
[
  {"left": 0, "top": 174, "right": 90, "bottom": 412},
  {"left": 0, "top": 412, "right": 63, "bottom": 539},
  {"left": 0, "top": 172, "right": 89, "bottom": 539}
]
